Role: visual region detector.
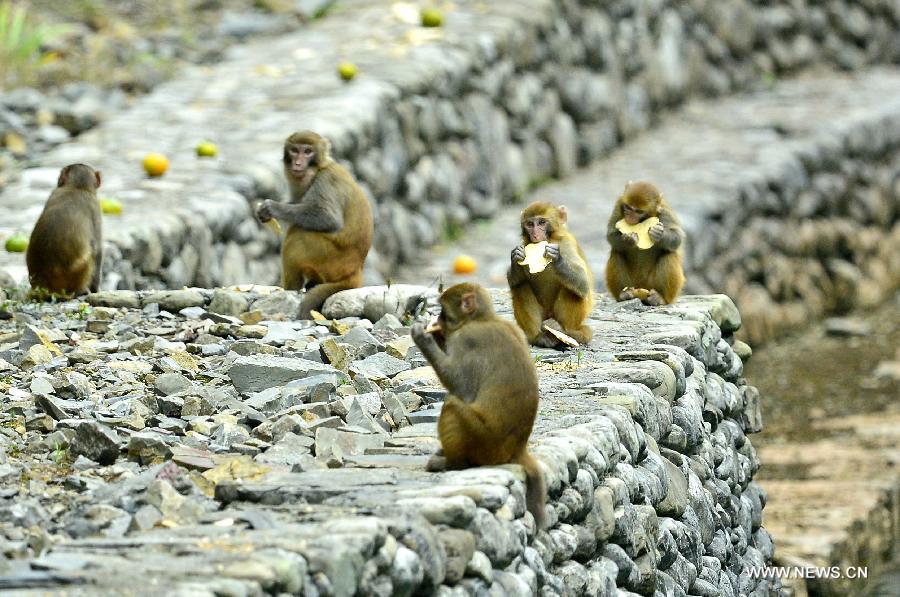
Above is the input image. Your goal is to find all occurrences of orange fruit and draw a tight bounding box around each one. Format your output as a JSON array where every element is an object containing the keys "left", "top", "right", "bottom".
[
  {"left": 453, "top": 255, "right": 477, "bottom": 274},
  {"left": 143, "top": 153, "right": 169, "bottom": 177}
]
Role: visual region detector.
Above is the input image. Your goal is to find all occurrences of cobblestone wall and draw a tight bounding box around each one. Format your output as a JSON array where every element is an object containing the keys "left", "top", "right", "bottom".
[{"left": 0, "top": 288, "right": 779, "bottom": 596}]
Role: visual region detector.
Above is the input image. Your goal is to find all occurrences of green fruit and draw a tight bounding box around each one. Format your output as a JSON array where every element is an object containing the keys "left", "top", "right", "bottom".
[
  {"left": 4, "top": 234, "right": 28, "bottom": 253},
  {"left": 99, "top": 198, "right": 123, "bottom": 215},
  {"left": 196, "top": 141, "right": 218, "bottom": 157},
  {"left": 421, "top": 7, "right": 443, "bottom": 27},
  {"left": 338, "top": 62, "right": 358, "bottom": 81}
]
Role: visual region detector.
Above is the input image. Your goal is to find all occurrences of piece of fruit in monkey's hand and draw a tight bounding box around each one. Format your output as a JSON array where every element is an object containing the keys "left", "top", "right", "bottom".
[
  {"left": 264, "top": 218, "right": 283, "bottom": 237},
  {"left": 543, "top": 323, "right": 579, "bottom": 347},
  {"left": 615, "top": 216, "right": 660, "bottom": 250},
  {"left": 518, "top": 241, "right": 551, "bottom": 273}
]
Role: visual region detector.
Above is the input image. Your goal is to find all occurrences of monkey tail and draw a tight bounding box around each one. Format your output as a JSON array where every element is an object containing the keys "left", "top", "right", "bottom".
[{"left": 517, "top": 450, "right": 548, "bottom": 531}]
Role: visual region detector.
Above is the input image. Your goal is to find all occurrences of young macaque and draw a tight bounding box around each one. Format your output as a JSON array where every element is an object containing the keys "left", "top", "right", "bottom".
[
  {"left": 605, "top": 181, "right": 685, "bottom": 305},
  {"left": 255, "top": 131, "right": 373, "bottom": 318},
  {"left": 507, "top": 202, "right": 594, "bottom": 348},
  {"left": 26, "top": 163, "right": 103, "bottom": 299},
  {"left": 411, "top": 283, "right": 548, "bottom": 529}
]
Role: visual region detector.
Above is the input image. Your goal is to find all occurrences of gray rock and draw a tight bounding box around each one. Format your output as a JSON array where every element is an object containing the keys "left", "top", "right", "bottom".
[
  {"left": 349, "top": 353, "right": 411, "bottom": 382},
  {"left": 228, "top": 354, "right": 338, "bottom": 393},
  {"left": 69, "top": 421, "right": 121, "bottom": 465},
  {"left": 323, "top": 285, "right": 438, "bottom": 321},
  {"left": 251, "top": 290, "right": 303, "bottom": 320},
  {"left": 142, "top": 290, "right": 206, "bottom": 312},
  {"left": 154, "top": 373, "right": 193, "bottom": 396},
  {"left": 208, "top": 289, "right": 249, "bottom": 317}
]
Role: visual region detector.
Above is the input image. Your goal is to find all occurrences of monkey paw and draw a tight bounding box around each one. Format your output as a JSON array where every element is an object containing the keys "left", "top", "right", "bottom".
[
  {"left": 426, "top": 453, "right": 447, "bottom": 472},
  {"left": 646, "top": 290, "right": 666, "bottom": 306},
  {"left": 544, "top": 243, "right": 560, "bottom": 261},
  {"left": 511, "top": 244, "right": 526, "bottom": 264},
  {"left": 620, "top": 287, "right": 637, "bottom": 301},
  {"left": 649, "top": 223, "right": 665, "bottom": 242},
  {"left": 410, "top": 322, "right": 428, "bottom": 346},
  {"left": 255, "top": 200, "right": 273, "bottom": 223}
]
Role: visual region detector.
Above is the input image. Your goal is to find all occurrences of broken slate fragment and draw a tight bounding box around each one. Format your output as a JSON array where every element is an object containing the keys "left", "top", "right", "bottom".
[
  {"left": 69, "top": 420, "right": 121, "bottom": 465},
  {"left": 349, "top": 352, "right": 411, "bottom": 382},
  {"left": 227, "top": 354, "right": 339, "bottom": 393}
]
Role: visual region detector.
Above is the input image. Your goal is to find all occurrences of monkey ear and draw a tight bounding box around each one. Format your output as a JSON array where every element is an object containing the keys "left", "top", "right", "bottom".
[
  {"left": 95, "top": 171, "right": 102, "bottom": 189},
  {"left": 57, "top": 169, "right": 67, "bottom": 187},
  {"left": 557, "top": 205, "right": 568, "bottom": 224},
  {"left": 460, "top": 292, "right": 478, "bottom": 315},
  {"left": 322, "top": 137, "right": 333, "bottom": 159}
]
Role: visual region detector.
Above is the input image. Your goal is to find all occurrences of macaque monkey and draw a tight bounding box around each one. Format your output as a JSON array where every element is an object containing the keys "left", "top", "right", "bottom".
[
  {"left": 507, "top": 202, "right": 594, "bottom": 348},
  {"left": 411, "top": 283, "right": 548, "bottom": 530},
  {"left": 255, "top": 131, "right": 373, "bottom": 319},
  {"left": 605, "top": 181, "right": 685, "bottom": 305},
  {"left": 26, "top": 163, "right": 103, "bottom": 299}
]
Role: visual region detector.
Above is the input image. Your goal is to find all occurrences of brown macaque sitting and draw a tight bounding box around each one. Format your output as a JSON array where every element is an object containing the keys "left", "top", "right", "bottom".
[
  {"left": 26, "top": 163, "right": 103, "bottom": 299},
  {"left": 255, "top": 131, "right": 374, "bottom": 319},
  {"left": 605, "top": 181, "right": 685, "bottom": 305},
  {"left": 411, "top": 283, "right": 548, "bottom": 530},
  {"left": 507, "top": 202, "right": 594, "bottom": 348}
]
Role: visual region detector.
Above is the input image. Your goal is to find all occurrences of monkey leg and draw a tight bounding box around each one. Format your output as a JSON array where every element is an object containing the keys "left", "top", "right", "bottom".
[
  {"left": 553, "top": 290, "right": 592, "bottom": 345},
  {"left": 646, "top": 252, "right": 685, "bottom": 304},
  {"left": 437, "top": 397, "right": 517, "bottom": 469},
  {"left": 605, "top": 253, "right": 634, "bottom": 301},
  {"left": 510, "top": 284, "right": 546, "bottom": 345},
  {"left": 281, "top": 266, "right": 308, "bottom": 292},
  {"left": 297, "top": 270, "right": 363, "bottom": 319}
]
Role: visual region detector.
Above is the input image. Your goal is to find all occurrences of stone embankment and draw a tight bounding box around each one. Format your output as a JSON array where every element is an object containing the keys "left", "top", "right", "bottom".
[
  {"left": 395, "top": 68, "right": 900, "bottom": 345},
  {"left": 0, "top": 288, "right": 774, "bottom": 595},
  {"left": 2, "top": 0, "right": 899, "bottom": 299}
]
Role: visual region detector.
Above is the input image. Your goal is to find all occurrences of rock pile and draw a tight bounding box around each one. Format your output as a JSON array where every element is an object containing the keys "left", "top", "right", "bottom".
[{"left": 0, "top": 288, "right": 777, "bottom": 595}]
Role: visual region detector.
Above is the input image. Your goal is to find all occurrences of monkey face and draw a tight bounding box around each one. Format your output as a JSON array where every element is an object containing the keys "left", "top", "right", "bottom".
[
  {"left": 622, "top": 203, "right": 647, "bottom": 225},
  {"left": 284, "top": 143, "right": 317, "bottom": 178},
  {"left": 523, "top": 216, "right": 551, "bottom": 243}
]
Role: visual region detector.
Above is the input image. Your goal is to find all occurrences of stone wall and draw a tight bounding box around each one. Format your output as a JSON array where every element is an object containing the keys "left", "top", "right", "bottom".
[
  {"left": 0, "top": 288, "right": 779, "bottom": 596},
  {"left": 337, "top": 0, "right": 900, "bottom": 276},
  {"left": 3, "top": 0, "right": 899, "bottom": 294},
  {"left": 684, "top": 116, "right": 900, "bottom": 344}
]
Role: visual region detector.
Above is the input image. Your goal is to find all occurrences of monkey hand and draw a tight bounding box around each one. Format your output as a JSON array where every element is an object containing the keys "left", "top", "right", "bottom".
[
  {"left": 255, "top": 200, "right": 274, "bottom": 223},
  {"left": 544, "top": 243, "right": 560, "bottom": 261},
  {"left": 511, "top": 244, "right": 526, "bottom": 264},
  {"left": 649, "top": 222, "right": 666, "bottom": 242},
  {"left": 621, "top": 231, "right": 638, "bottom": 245},
  {"left": 411, "top": 322, "right": 430, "bottom": 349}
]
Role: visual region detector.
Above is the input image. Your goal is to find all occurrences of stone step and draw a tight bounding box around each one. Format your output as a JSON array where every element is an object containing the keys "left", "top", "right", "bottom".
[{"left": 395, "top": 67, "right": 900, "bottom": 344}]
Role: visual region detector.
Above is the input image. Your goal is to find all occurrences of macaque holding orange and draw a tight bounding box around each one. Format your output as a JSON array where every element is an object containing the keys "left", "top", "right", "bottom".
[{"left": 606, "top": 181, "right": 685, "bottom": 305}]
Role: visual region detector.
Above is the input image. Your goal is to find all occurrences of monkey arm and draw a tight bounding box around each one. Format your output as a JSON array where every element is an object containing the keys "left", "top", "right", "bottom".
[
  {"left": 411, "top": 324, "right": 476, "bottom": 398},
  {"left": 267, "top": 169, "right": 347, "bottom": 232},
  {"left": 607, "top": 226, "right": 637, "bottom": 251},
  {"left": 551, "top": 242, "right": 592, "bottom": 298},
  {"left": 653, "top": 211, "right": 684, "bottom": 252},
  {"left": 507, "top": 244, "right": 530, "bottom": 288}
]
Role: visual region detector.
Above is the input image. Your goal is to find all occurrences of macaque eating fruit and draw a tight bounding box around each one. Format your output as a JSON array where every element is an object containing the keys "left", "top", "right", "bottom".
[
  {"left": 411, "top": 283, "right": 548, "bottom": 529},
  {"left": 605, "top": 181, "right": 685, "bottom": 305},
  {"left": 26, "top": 163, "right": 103, "bottom": 299},
  {"left": 508, "top": 202, "right": 594, "bottom": 348},
  {"left": 255, "top": 130, "right": 373, "bottom": 319}
]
